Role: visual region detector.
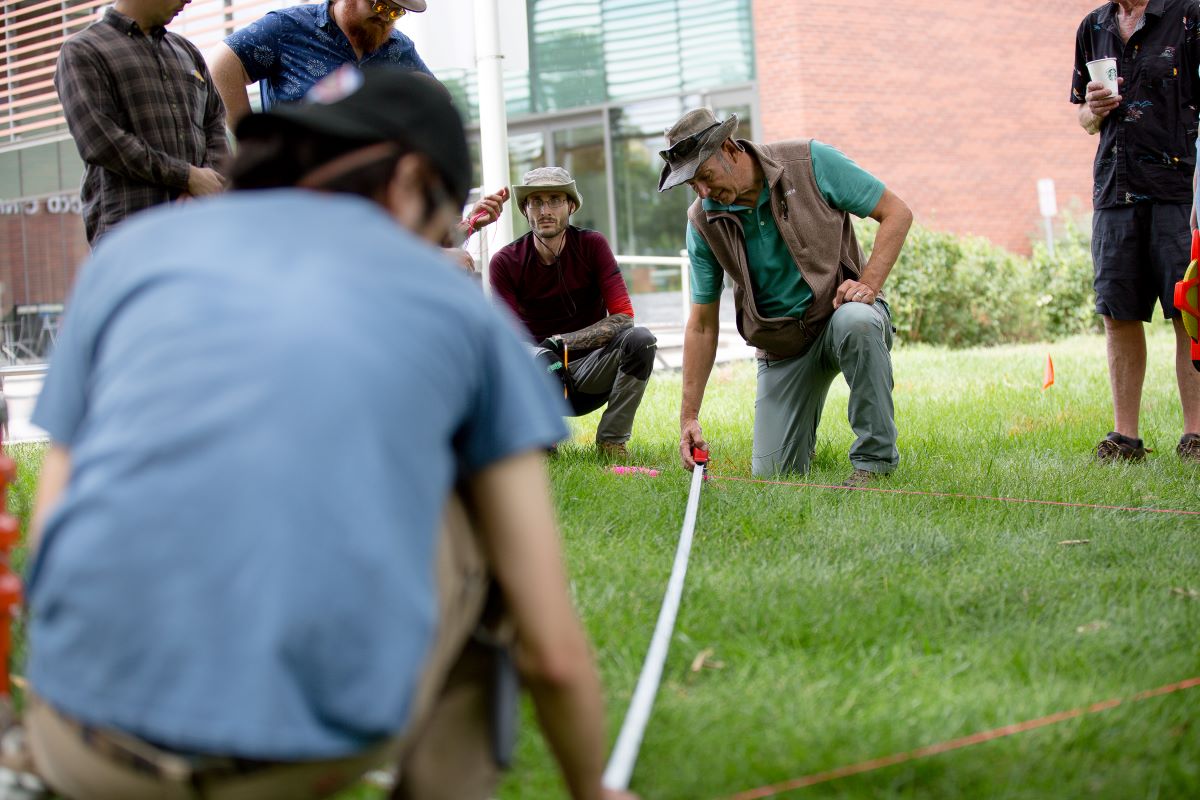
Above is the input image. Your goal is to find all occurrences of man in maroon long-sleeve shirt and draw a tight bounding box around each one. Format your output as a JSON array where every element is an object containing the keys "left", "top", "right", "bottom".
[{"left": 490, "top": 167, "right": 657, "bottom": 457}]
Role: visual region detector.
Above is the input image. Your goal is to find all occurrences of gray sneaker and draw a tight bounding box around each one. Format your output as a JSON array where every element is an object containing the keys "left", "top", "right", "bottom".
[
  {"left": 1178, "top": 433, "right": 1200, "bottom": 463},
  {"left": 1095, "top": 432, "right": 1147, "bottom": 463}
]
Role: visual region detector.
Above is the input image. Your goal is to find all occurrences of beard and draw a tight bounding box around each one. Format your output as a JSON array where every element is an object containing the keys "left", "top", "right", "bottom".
[
  {"left": 344, "top": 16, "right": 391, "bottom": 55},
  {"left": 531, "top": 212, "right": 564, "bottom": 234}
]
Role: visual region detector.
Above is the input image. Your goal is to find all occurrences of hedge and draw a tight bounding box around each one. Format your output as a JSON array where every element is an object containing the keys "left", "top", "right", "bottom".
[{"left": 855, "top": 215, "right": 1102, "bottom": 348}]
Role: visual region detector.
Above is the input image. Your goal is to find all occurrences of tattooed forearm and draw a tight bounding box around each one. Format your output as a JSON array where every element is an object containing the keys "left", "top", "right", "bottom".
[{"left": 559, "top": 314, "right": 633, "bottom": 351}]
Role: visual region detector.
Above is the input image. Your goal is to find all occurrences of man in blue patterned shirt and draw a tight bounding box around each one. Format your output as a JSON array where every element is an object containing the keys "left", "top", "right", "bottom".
[
  {"left": 210, "top": 0, "right": 431, "bottom": 129},
  {"left": 211, "top": 1, "right": 511, "bottom": 269}
]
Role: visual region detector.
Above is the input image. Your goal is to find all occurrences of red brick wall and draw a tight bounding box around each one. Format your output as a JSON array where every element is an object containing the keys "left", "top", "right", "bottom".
[
  {"left": 753, "top": 0, "right": 1103, "bottom": 253},
  {"left": 0, "top": 204, "right": 87, "bottom": 308}
]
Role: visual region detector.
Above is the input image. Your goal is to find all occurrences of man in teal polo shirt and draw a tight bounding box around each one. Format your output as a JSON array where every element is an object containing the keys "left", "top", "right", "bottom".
[{"left": 659, "top": 109, "right": 913, "bottom": 483}]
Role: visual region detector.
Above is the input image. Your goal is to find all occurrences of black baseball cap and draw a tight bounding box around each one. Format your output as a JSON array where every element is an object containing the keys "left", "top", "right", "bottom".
[{"left": 236, "top": 65, "right": 471, "bottom": 206}]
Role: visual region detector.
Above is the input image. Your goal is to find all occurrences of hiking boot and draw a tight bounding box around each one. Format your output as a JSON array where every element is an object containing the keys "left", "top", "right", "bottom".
[
  {"left": 597, "top": 441, "right": 628, "bottom": 459},
  {"left": 1179, "top": 433, "right": 1200, "bottom": 463},
  {"left": 842, "top": 468, "right": 882, "bottom": 487},
  {"left": 1095, "top": 431, "right": 1146, "bottom": 463}
]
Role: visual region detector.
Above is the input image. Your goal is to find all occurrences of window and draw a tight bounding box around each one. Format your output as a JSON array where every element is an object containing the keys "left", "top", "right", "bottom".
[
  {"left": 19, "top": 142, "right": 59, "bottom": 196},
  {"left": 507, "top": 132, "right": 547, "bottom": 238},
  {"left": 0, "top": 152, "right": 20, "bottom": 198},
  {"left": 552, "top": 124, "right": 609, "bottom": 240},
  {"left": 610, "top": 96, "right": 697, "bottom": 257}
]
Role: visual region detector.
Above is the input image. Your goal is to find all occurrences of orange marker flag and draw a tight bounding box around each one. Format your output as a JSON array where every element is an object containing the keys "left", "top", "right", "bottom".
[{"left": 1042, "top": 354, "right": 1055, "bottom": 390}]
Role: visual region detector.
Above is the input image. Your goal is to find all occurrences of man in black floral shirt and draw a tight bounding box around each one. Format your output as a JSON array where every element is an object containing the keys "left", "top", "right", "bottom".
[{"left": 1071, "top": 0, "right": 1200, "bottom": 463}]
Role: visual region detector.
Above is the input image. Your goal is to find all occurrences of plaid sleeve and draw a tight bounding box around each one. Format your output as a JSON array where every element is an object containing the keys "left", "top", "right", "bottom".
[
  {"left": 199, "top": 61, "right": 230, "bottom": 169},
  {"left": 54, "top": 38, "right": 191, "bottom": 190},
  {"left": 224, "top": 13, "right": 284, "bottom": 84}
]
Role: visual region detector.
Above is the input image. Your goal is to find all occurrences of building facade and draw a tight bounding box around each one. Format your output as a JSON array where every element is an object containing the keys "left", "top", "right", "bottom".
[{"left": 753, "top": 0, "right": 1100, "bottom": 254}]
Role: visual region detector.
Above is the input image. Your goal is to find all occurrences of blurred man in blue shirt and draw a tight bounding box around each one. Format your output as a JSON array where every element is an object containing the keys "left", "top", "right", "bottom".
[
  {"left": 210, "top": 0, "right": 431, "bottom": 129},
  {"left": 24, "top": 67, "right": 636, "bottom": 800}
]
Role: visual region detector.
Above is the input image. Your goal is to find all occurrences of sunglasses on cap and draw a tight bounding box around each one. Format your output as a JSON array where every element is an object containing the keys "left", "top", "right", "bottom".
[
  {"left": 372, "top": 0, "right": 407, "bottom": 20},
  {"left": 658, "top": 122, "right": 719, "bottom": 166}
]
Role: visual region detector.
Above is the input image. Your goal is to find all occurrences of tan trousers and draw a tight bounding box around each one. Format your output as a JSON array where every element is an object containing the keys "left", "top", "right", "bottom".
[
  {"left": 27, "top": 494, "right": 507, "bottom": 800},
  {"left": 393, "top": 493, "right": 509, "bottom": 799}
]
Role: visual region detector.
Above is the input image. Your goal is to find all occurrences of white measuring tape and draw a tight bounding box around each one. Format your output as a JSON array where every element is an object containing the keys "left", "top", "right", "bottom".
[{"left": 602, "top": 449, "right": 709, "bottom": 790}]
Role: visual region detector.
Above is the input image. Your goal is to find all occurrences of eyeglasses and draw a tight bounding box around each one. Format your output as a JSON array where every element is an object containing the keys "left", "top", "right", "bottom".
[
  {"left": 527, "top": 196, "right": 568, "bottom": 212},
  {"left": 371, "top": 1, "right": 406, "bottom": 20}
]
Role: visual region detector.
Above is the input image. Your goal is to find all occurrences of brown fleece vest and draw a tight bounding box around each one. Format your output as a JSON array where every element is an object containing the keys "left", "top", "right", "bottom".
[{"left": 687, "top": 139, "right": 867, "bottom": 359}]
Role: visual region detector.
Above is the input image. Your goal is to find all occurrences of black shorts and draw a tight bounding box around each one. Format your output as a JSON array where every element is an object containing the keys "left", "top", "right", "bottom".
[{"left": 1091, "top": 203, "right": 1190, "bottom": 322}]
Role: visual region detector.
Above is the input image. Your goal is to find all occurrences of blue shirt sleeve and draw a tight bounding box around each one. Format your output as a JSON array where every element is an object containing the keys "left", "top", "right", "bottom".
[
  {"left": 456, "top": 309, "right": 569, "bottom": 473},
  {"left": 810, "top": 140, "right": 885, "bottom": 218},
  {"left": 686, "top": 222, "right": 724, "bottom": 304},
  {"left": 224, "top": 13, "right": 284, "bottom": 83},
  {"left": 31, "top": 255, "right": 115, "bottom": 446}
]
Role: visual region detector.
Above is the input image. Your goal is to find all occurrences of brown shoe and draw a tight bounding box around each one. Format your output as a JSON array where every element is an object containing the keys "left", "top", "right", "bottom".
[
  {"left": 597, "top": 441, "right": 628, "bottom": 459},
  {"left": 842, "top": 468, "right": 882, "bottom": 487},
  {"left": 1095, "top": 432, "right": 1147, "bottom": 462},
  {"left": 1179, "top": 433, "right": 1200, "bottom": 463}
]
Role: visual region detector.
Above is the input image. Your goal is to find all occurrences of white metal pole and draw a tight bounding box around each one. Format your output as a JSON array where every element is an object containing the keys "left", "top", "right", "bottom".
[
  {"left": 473, "top": 0, "right": 513, "bottom": 292},
  {"left": 1036, "top": 178, "right": 1058, "bottom": 261}
]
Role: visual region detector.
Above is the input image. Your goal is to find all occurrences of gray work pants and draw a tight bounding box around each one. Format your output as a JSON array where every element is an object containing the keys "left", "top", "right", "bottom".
[
  {"left": 566, "top": 327, "right": 656, "bottom": 445},
  {"left": 752, "top": 299, "right": 898, "bottom": 477}
]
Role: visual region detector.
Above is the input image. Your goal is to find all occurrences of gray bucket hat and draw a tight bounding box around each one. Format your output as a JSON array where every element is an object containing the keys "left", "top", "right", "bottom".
[
  {"left": 657, "top": 109, "right": 738, "bottom": 192},
  {"left": 394, "top": 0, "right": 427, "bottom": 11},
  {"left": 513, "top": 166, "right": 582, "bottom": 213}
]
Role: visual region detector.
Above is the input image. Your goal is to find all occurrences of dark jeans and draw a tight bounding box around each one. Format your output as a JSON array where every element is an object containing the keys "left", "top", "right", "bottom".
[{"left": 564, "top": 327, "right": 657, "bottom": 445}]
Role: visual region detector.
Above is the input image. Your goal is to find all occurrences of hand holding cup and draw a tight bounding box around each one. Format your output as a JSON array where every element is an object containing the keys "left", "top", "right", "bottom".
[{"left": 1085, "top": 58, "right": 1122, "bottom": 117}]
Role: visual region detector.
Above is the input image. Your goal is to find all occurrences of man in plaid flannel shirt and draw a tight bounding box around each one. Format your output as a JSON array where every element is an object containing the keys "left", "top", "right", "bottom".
[{"left": 55, "top": 0, "right": 228, "bottom": 246}]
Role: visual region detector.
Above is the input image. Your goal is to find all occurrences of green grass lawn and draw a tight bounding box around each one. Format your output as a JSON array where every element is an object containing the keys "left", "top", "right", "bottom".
[
  {"left": 502, "top": 323, "right": 1199, "bottom": 799},
  {"left": 8, "top": 324, "right": 1199, "bottom": 799}
]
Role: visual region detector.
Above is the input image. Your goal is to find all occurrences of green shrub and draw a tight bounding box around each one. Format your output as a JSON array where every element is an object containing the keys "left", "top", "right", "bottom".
[
  {"left": 1029, "top": 215, "right": 1103, "bottom": 340},
  {"left": 855, "top": 215, "right": 1099, "bottom": 348}
]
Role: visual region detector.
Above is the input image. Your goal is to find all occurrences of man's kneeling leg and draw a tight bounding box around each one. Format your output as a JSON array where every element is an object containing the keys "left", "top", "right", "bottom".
[{"left": 595, "top": 327, "right": 657, "bottom": 446}]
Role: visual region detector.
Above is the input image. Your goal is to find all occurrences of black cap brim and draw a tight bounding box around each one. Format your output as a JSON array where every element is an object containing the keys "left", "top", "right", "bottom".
[{"left": 234, "top": 67, "right": 471, "bottom": 206}]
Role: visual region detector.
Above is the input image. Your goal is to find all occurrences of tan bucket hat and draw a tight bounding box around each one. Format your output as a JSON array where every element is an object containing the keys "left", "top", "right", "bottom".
[
  {"left": 512, "top": 166, "right": 582, "bottom": 213},
  {"left": 657, "top": 108, "right": 738, "bottom": 192}
]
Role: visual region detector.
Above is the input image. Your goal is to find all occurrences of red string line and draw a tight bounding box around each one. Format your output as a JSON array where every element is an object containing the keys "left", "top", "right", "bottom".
[
  {"left": 710, "top": 474, "right": 1200, "bottom": 517},
  {"left": 464, "top": 209, "right": 490, "bottom": 236},
  {"left": 722, "top": 676, "right": 1200, "bottom": 800}
]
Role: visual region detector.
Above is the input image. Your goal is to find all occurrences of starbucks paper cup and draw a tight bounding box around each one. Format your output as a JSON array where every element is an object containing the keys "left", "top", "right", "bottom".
[{"left": 1086, "top": 57, "right": 1119, "bottom": 96}]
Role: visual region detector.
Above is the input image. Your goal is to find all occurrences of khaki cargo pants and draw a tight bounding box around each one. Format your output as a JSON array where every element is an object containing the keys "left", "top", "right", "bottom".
[{"left": 27, "top": 494, "right": 507, "bottom": 800}]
